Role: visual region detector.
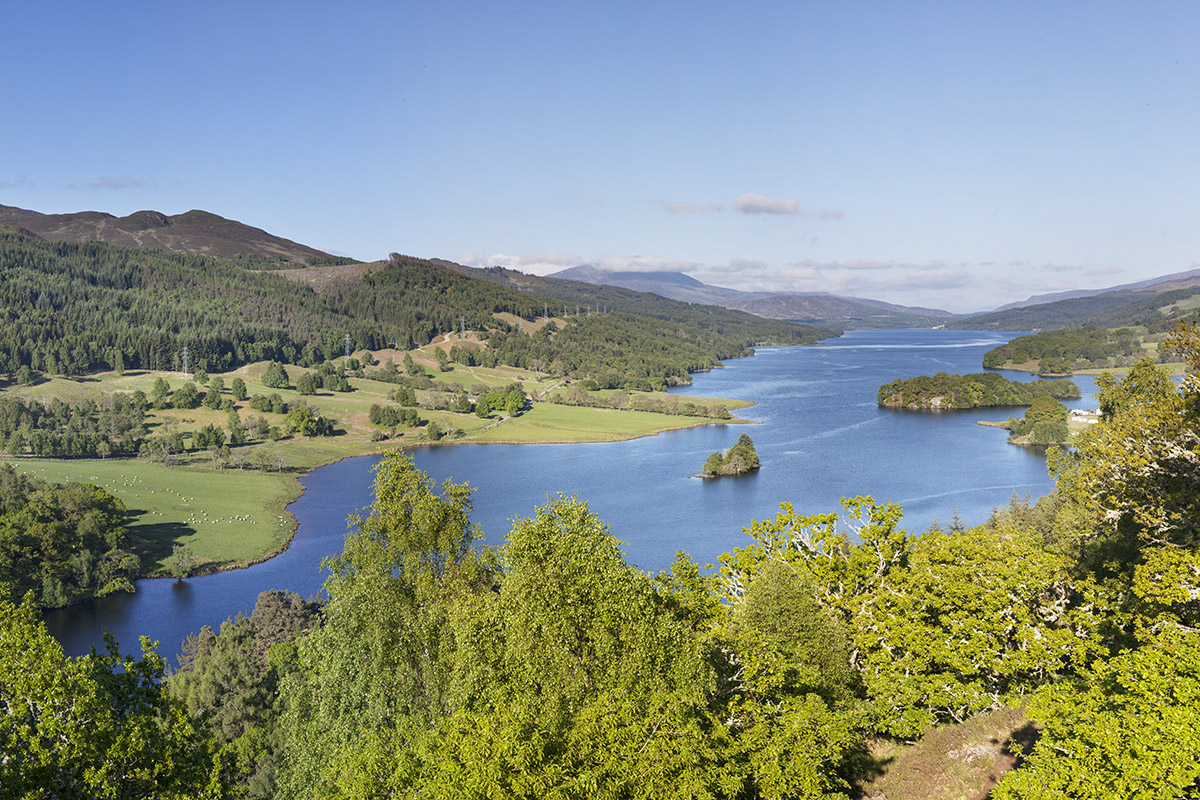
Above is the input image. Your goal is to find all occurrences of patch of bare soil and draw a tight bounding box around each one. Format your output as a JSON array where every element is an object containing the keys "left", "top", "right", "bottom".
[{"left": 857, "top": 706, "right": 1038, "bottom": 800}]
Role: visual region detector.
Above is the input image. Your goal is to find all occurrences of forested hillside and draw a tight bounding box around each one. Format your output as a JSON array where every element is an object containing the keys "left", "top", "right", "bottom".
[
  {"left": 0, "top": 205, "right": 348, "bottom": 267},
  {"left": 9, "top": 329, "right": 1200, "bottom": 796},
  {"left": 981, "top": 327, "right": 1146, "bottom": 374},
  {"left": 0, "top": 234, "right": 832, "bottom": 390},
  {"left": 951, "top": 284, "right": 1200, "bottom": 332},
  {"left": 433, "top": 259, "right": 843, "bottom": 339}
]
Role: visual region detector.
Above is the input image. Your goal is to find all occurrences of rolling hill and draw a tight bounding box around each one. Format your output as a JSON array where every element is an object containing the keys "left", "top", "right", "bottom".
[
  {"left": 0, "top": 204, "right": 346, "bottom": 266},
  {"left": 950, "top": 281, "right": 1200, "bottom": 332}
]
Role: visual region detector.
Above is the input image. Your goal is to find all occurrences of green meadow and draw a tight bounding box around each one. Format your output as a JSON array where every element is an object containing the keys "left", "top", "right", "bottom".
[
  {"left": 471, "top": 402, "right": 749, "bottom": 443},
  {"left": 0, "top": 458, "right": 298, "bottom": 575},
  {"left": 1, "top": 349, "right": 751, "bottom": 572}
]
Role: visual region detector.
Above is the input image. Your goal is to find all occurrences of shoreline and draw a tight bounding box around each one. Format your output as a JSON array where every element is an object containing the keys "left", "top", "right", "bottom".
[{"left": 15, "top": 398, "right": 761, "bottom": 597}]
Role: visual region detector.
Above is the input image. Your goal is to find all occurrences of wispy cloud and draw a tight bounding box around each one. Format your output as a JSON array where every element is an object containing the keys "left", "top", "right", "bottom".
[
  {"left": 460, "top": 251, "right": 699, "bottom": 276},
  {"left": 733, "top": 193, "right": 799, "bottom": 215},
  {"left": 0, "top": 177, "right": 29, "bottom": 190},
  {"left": 73, "top": 175, "right": 150, "bottom": 190}
]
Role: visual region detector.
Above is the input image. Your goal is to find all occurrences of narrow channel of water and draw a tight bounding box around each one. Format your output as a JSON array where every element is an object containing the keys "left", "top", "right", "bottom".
[{"left": 45, "top": 329, "right": 1095, "bottom": 657}]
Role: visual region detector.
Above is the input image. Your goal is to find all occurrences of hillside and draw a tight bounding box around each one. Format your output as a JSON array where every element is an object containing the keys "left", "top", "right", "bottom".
[
  {"left": 548, "top": 264, "right": 953, "bottom": 328},
  {"left": 995, "top": 266, "right": 1200, "bottom": 310},
  {"left": 428, "top": 259, "right": 841, "bottom": 341},
  {"left": 953, "top": 274, "right": 1200, "bottom": 332},
  {"left": 0, "top": 204, "right": 347, "bottom": 266},
  {"left": 0, "top": 233, "right": 831, "bottom": 390}
]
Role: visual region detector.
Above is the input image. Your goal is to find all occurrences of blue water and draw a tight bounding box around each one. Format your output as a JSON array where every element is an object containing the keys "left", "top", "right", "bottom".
[{"left": 45, "top": 329, "right": 1095, "bottom": 657}]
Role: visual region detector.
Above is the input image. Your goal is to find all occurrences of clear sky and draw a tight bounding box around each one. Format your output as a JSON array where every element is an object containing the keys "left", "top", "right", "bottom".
[{"left": 5, "top": 1, "right": 1199, "bottom": 312}]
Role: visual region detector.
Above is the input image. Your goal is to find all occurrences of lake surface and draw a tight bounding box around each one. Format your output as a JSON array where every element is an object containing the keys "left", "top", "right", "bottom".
[{"left": 46, "top": 329, "right": 1097, "bottom": 658}]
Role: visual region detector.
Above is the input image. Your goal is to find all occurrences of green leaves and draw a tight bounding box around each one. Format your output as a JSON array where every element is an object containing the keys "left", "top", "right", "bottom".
[
  {"left": 0, "top": 597, "right": 221, "bottom": 798},
  {"left": 994, "top": 629, "right": 1200, "bottom": 800}
]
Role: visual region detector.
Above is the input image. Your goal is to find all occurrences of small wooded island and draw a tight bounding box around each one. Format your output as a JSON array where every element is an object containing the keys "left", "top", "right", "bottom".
[
  {"left": 979, "top": 396, "right": 1073, "bottom": 446},
  {"left": 877, "top": 371, "right": 1080, "bottom": 410},
  {"left": 701, "top": 433, "right": 760, "bottom": 476}
]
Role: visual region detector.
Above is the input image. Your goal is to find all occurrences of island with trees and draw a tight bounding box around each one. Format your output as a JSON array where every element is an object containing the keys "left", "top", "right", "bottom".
[
  {"left": 877, "top": 371, "right": 1080, "bottom": 410},
  {"left": 701, "top": 433, "right": 760, "bottom": 476},
  {"left": 980, "top": 396, "right": 1073, "bottom": 446}
]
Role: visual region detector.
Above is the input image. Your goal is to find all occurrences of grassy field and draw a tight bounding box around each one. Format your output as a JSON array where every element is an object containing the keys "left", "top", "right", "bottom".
[
  {"left": 470, "top": 403, "right": 748, "bottom": 443},
  {"left": 0, "top": 458, "right": 298, "bottom": 575},
  {"left": 1, "top": 350, "right": 753, "bottom": 572}
]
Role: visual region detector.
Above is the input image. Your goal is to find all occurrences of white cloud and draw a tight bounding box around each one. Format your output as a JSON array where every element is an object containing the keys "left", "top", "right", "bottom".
[
  {"left": 458, "top": 251, "right": 698, "bottom": 276},
  {"left": 817, "top": 259, "right": 895, "bottom": 271},
  {"left": 592, "top": 255, "right": 700, "bottom": 273},
  {"left": 733, "top": 193, "right": 799, "bottom": 215},
  {"left": 457, "top": 251, "right": 583, "bottom": 275}
]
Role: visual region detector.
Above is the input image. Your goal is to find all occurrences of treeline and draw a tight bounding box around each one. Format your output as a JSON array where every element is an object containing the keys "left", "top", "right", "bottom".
[
  {"left": 10, "top": 334, "right": 1200, "bottom": 797},
  {"left": 0, "top": 233, "right": 832, "bottom": 391},
  {"left": 546, "top": 384, "right": 733, "bottom": 419},
  {"left": 0, "top": 465, "right": 138, "bottom": 608},
  {"left": 877, "top": 371, "right": 1080, "bottom": 410},
  {"left": 0, "top": 393, "right": 147, "bottom": 458},
  {"left": 982, "top": 327, "right": 1144, "bottom": 374},
  {"left": 1003, "top": 397, "right": 1071, "bottom": 445}
]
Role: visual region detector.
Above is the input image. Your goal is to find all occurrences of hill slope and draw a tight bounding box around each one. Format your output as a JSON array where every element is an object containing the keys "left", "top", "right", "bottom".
[
  {"left": 0, "top": 204, "right": 344, "bottom": 266},
  {"left": 995, "top": 267, "right": 1200, "bottom": 311},
  {"left": 951, "top": 284, "right": 1200, "bottom": 332},
  {"left": 0, "top": 233, "right": 832, "bottom": 389}
]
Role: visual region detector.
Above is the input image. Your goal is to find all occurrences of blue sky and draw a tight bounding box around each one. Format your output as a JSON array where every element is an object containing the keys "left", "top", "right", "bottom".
[{"left": 5, "top": 2, "right": 1199, "bottom": 312}]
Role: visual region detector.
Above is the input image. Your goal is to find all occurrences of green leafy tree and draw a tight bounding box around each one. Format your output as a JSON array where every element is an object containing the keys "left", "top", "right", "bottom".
[
  {"left": 276, "top": 454, "right": 484, "bottom": 798},
  {"left": 203, "top": 386, "right": 223, "bottom": 409},
  {"left": 170, "top": 542, "right": 197, "bottom": 579},
  {"left": 261, "top": 361, "right": 289, "bottom": 389},
  {"left": 722, "top": 497, "right": 1094, "bottom": 737},
  {"left": 169, "top": 590, "right": 319, "bottom": 799},
  {"left": 174, "top": 381, "right": 202, "bottom": 409},
  {"left": 0, "top": 597, "right": 223, "bottom": 797},
  {"left": 995, "top": 629, "right": 1200, "bottom": 800},
  {"left": 231, "top": 376, "right": 248, "bottom": 401},
  {"left": 295, "top": 372, "right": 320, "bottom": 395}
]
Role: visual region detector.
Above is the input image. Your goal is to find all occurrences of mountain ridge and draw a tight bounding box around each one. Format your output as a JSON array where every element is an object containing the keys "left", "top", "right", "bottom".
[
  {"left": 0, "top": 203, "right": 344, "bottom": 266},
  {"left": 545, "top": 265, "right": 953, "bottom": 328}
]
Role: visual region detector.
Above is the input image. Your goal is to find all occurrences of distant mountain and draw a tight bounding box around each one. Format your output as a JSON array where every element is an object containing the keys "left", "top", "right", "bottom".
[
  {"left": 0, "top": 204, "right": 345, "bottom": 266},
  {"left": 429, "top": 259, "right": 841, "bottom": 341},
  {"left": 995, "top": 267, "right": 1200, "bottom": 311},
  {"left": 547, "top": 265, "right": 953, "bottom": 328}
]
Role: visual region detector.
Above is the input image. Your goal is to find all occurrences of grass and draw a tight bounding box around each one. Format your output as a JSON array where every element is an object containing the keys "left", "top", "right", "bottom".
[
  {"left": 470, "top": 403, "right": 745, "bottom": 443},
  {"left": 1, "top": 352, "right": 753, "bottom": 571},
  {"left": 0, "top": 458, "right": 298, "bottom": 575},
  {"left": 859, "top": 706, "right": 1037, "bottom": 800}
]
